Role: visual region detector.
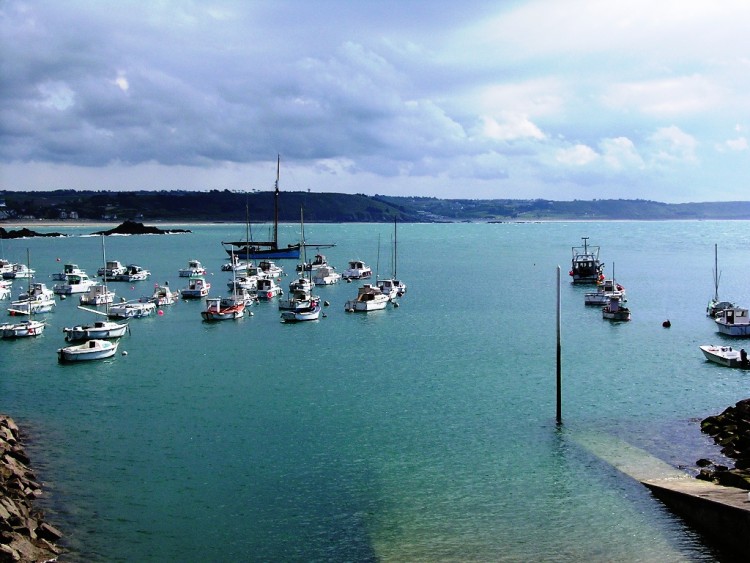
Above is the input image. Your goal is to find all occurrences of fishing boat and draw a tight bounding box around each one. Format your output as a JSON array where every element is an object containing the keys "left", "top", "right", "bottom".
[
  {"left": 180, "top": 277, "right": 211, "bottom": 299},
  {"left": 256, "top": 277, "right": 282, "bottom": 300},
  {"left": 707, "top": 244, "right": 736, "bottom": 317},
  {"left": 1, "top": 319, "right": 45, "bottom": 338},
  {"left": 342, "top": 260, "right": 372, "bottom": 280},
  {"left": 221, "top": 156, "right": 334, "bottom": 260},
  {"left": 58, "top": 338, "right": 119, "bottom": 362},
  {"left": 699, "top": 345, "right": 750, "bottom": 369},
  {"left": 141, "top": 283, "right": 178, "bottom": 306},
  {"left": 714, "top": 306, "right": 750, "bottom": 337},
  {"left": 569, "top": 237, "right": 604, "bottom": 284},
  {"left": 178, "top": 259, "right": 207, "bottom": 277},
  {"left": 53, "top": 272, "right": 98, "bottom": 295},
  {"left": 345, "top": 284, "right": 389, "bottom": 312},
  {"left": 312, "top": 266, "right": 342, "bottom": 286},
  {"left": 79, "top": 284, "right": 116, "bottom": 306},
  {"left": 602, "top": 294, "right": 631, "bottom": 321}
]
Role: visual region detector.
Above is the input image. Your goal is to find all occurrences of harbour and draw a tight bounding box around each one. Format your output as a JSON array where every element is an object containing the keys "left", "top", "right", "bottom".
[{"left": 2, "top": 219, "right": 750, "bottom": 561}]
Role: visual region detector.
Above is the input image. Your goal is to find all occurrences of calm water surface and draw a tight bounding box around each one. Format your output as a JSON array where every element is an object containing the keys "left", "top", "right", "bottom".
[{"left": 2, "top": 220, "right": 749, "bottom": 561}]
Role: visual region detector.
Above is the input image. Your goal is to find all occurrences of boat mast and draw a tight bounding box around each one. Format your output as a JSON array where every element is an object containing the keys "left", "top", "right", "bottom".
[
  {"left": 713, "top": 243, "right": 720, "bottom": 301},
  {"left": 273, "top": 154, "right": 280, "bottom": 251},
  {"left": 393, "top": 217, "right": 398, "bottom": 279}
]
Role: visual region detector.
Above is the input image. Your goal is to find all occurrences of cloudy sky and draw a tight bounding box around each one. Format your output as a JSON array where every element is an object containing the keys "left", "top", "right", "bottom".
[{"left": 2, "top": 1, "right": 749, "bottom": 202}]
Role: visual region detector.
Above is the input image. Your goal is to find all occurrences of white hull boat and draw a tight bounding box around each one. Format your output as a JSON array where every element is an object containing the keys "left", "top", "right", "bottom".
[
  {"left": 256, "top": 278, "right": 282, "bottom": 300},
  {"left": 58, "top": 339, "right": 119, "bottom": 362},
  {"left": 345, "top": 284, "right": 389, "bottom": 312},
  {"left": 343, "top": 260, "right": 372, "bottom": 280},
  {"left": 52, "top": 263, "right": 86, "bottom": 281},
  {"left": 201, "top": 297, "right": 245, "bottom": 321},
  {"left": 181, "top": 277, "right": 211, "bottom": 299},
  {"left": 64, "top": 320, "right": 128, "bottom": 341},
  {"left": 108, "top": 301, "right": 156, "bottom": 319},
  {"left": 312, "top": 266, "right": 342, "bottom": 286},
  {"left": 715, "top": 307, "right": 750, "bottom": 337},
  {"left": 699, "top": 345, "right": 750, "bottom": 369},
  {"left": 79, "top": 285, "right": 115, "bottom": 306},
  {"left": 1, "top": 320, "right": 45, "bottom": 338},
  {"left": 142, "top": 284, "right": 178, "bottom": 306},
  {"left": 281, "top": 301, "right": 321, "bottom": 322},
  {"left": 53, "top": 273, "right": 98, "bottom": 295},
  {"left": 602, "top": 294, "right": 630, "bottom": 321},
  {"left": 179, "top": 259, "right": 207, "bottom": 277}
]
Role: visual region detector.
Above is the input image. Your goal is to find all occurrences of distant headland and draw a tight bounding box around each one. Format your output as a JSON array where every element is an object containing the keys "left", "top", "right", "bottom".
[{"left": 1, "top": 190, "right": 750, "bottom": 223}]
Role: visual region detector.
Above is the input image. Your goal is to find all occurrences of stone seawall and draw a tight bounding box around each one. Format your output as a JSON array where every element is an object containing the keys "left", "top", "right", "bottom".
[
  {"left": 1, "top": 414, "right": 63, "bottom": 562},
  {"left": 698, "top": 397, "right": 750, "bottom": 489}
]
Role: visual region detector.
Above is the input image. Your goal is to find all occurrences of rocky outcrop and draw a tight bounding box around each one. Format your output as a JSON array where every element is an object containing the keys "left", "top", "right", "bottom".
[
  {"left": 91, "top": 220, "right": 191, "bottom": 236},
  {"left": 0, "top": 228, "right": 65, "bottom": 239},
  {"left": 1, "top": 414, "right": 63, "bottom": 562},
  {"left": 697, "top": 398, "right": 750, "bottom": 489}
]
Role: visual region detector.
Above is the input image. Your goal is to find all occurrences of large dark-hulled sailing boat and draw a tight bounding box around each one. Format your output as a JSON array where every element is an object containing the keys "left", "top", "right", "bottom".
[{"left": 221, "top": 155, "right": 334, "bottom": 260}]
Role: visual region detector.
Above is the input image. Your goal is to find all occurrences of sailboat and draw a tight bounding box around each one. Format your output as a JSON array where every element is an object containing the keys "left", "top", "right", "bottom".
[
  {"left": 221, "top": 155, "right": 334, "bottom": 260},
  {"left": 707, "top": 243, "right": 736, "bottom": 317},
  {"left": 281, "top": 209, "right": 322, "bottom": 322},
  {"left": 63, "top": 236, "right": 129, "bottom": 341},
  {"left": 377, "top": 217, "right": 407, "bottom": 300},
  {"left": 7, "top": 249, "right": 56, "bottom": 316}
]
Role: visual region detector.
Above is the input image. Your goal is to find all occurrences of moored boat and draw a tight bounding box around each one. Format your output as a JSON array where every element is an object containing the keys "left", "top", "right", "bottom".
[
  {"left": 112, "top": 264, "right": 150, "bottom": 282},
  {"left": 2, "top": 263, "right": 34, "bottom": 279},
  {"left": 345, "top": 284, "right": 389, "bottom": 312},
  {"left": 52, "top": 263, "right": 86, "bottom": 281},
  {"left": 280, "top": 299, "right": 321, "bottom": 322},
  {"left": 1, "top": 319, "right": 45, "bottom": 338},
  {"left": 180, "top": 277, "right": 211, "bottom": 299},
  {"left": 715, "top": 306, "right": 750, "bottom": 337},
  {"left": 0, "top": 280, "right": 11, "bottom": 300},
  {"left": 699, "top": 345, "right": 750, "bottom": 369},
  {"left": 584, "top": 279, "right": 625, "bottom": 306},
  {"left": 63, "top": 319, "right": 128, "bottom": 341},
  {"left": 107, "top": 300, "right": 156, "bottom": 319},
  {"left": 179, "top": 259, "right": 207, "bottom": 277},
  {"left": 312, "top": 266, "right": 342, "bottom": 286},
  {"left": 296, "top": 253, "right": 328, "bottom": 272},
  {"left": 79, "top": 284, "right": 116, "bottom": 306},
  {"left": 256, "top": 277, "right": 282, "bottom": 300},
  {"left": 569, "top": 237, "right": 603, "bottom": 284},
  {"left": 707, "top": 244, "right": 736, "bottom": 318},
  {"left": 142, "top": 283, "right": 178, "bottom": 306},
  {"left": 58, "top": 338, "right": 119, "bottom": 362},
  {"left": 97, "top": 260, "right": 127, "bottom": 278},
  {"left": 342, "top": 260, "right": 372, "bottom": 280},
  {"left": 602, "top": 294, "right": 630, "bottom": 321},
  {"left": 200, "top": 296, "right": 245, "bottom": 321},
  {"left": 53, "top": 272, "right": 98, "bottom": 295},
  {"left": 8, "top": 283, "right": 56, "bottom": 316}
]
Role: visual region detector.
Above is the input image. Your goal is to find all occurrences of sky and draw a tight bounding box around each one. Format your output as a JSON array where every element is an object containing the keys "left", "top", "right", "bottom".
[{"left": 1, "top": 0, "right": 749, "bottom": 202}]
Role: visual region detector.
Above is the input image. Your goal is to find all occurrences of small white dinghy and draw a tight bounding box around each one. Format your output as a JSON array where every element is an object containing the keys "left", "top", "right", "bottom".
[{"left": 58, "top": 338, "right": 119, "bottom": 362}]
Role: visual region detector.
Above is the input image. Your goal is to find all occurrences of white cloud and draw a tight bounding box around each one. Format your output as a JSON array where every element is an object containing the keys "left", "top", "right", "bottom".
[
  {"left": 556, "top": 144, "right": 598, "bottom": 166},
  {"left": 724, "top": 137, "right": 748, "bottom": 151},
  {"left": 647, "top": 126, "right": 698, "bottom": 163},
  {"left": 481, "top": 113, "right": 545, "bottom": 141}
]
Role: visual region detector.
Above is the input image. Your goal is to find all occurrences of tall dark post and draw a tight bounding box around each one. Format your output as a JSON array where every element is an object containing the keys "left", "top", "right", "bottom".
[
  {"left": 273, "top": 155, "right": 280, "bottom": 251},
  {"left": 556, "top": 266, "right": 562, "bottom": 425}
]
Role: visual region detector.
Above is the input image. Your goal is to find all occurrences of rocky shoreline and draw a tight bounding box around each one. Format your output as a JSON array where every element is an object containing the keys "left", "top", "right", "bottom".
[
  {"left": 1, "top": 415, "right": 63, "bottom": 562},
  {"left": 697, "top": 398, "right": 750, "bottom": 489}
]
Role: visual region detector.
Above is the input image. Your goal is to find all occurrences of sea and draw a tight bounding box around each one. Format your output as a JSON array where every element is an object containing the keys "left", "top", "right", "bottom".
[{"left": 1, "top": 220, "right": 749, "bottom": 562}]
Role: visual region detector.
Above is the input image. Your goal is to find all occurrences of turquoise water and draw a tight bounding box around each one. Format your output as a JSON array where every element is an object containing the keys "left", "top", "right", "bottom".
[{"left": 2, "top": 220, "right": 749, "bottom": 561}]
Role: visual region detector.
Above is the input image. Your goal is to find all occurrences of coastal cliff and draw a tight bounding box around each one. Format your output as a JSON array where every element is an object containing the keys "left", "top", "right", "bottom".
[{"left": 0, "top": 415, "right": 63, "bottom": 562}]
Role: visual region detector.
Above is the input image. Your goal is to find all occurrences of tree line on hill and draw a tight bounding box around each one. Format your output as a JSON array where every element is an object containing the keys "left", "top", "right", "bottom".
[{"left": 1, "top": 190, "right": 750, "bottom": 223}]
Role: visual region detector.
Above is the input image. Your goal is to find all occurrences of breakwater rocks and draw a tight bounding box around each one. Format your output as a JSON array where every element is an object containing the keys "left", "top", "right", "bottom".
[
  {"left": 1, "top": 415, "right": 63, "bottom": 562},
  {"left": 698, "top": 398, "right": 750, "bottom": 490}
]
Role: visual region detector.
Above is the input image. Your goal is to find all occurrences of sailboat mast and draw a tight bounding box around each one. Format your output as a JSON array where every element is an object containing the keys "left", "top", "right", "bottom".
[
  {"left": 394, "top": 217, "right": 398, "bottom": 279},
  {"left": 713, "top": 243, "right": 720, "bottom": 301},
  {"left": 273, "top": 154, "right": 280, "bottom": 251}
]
